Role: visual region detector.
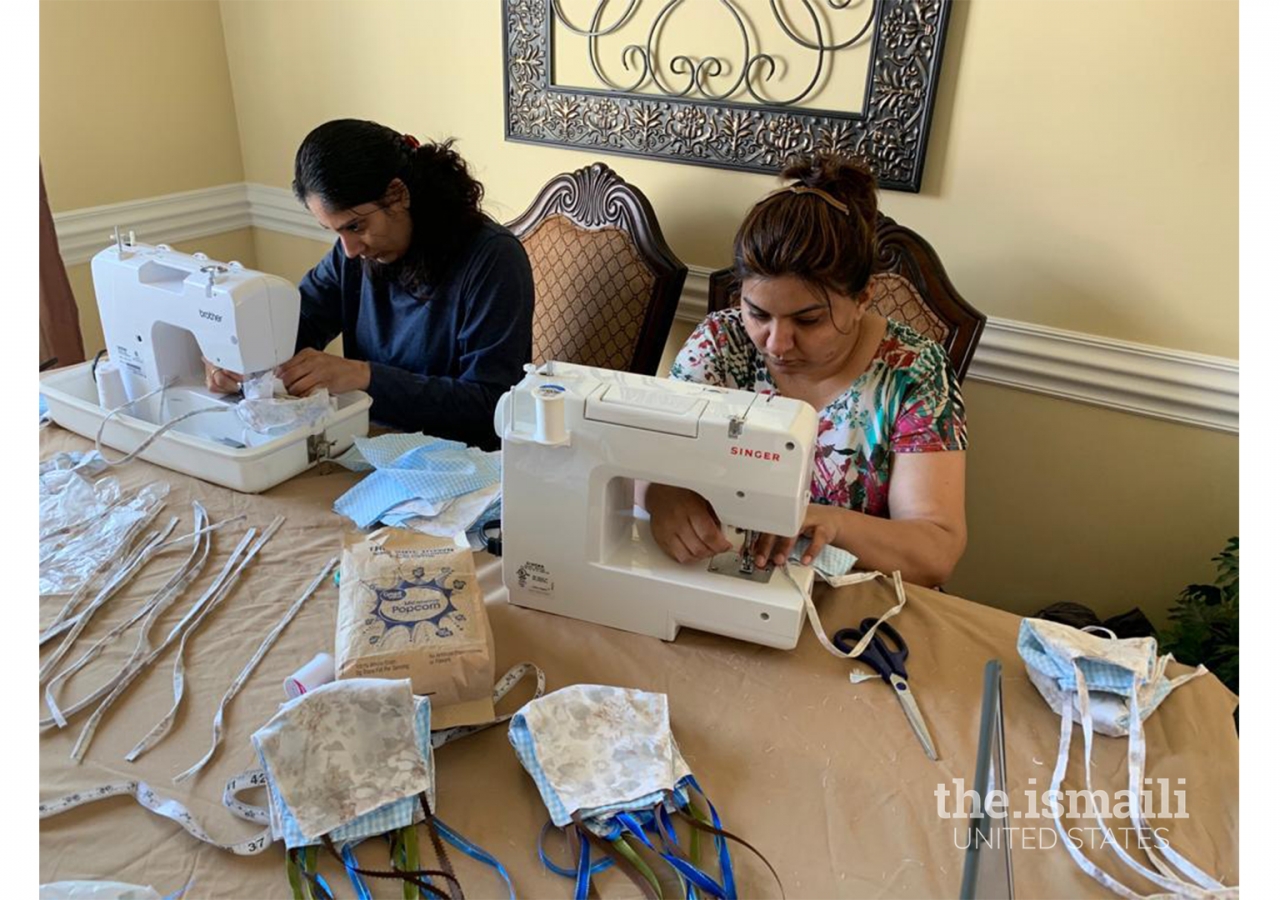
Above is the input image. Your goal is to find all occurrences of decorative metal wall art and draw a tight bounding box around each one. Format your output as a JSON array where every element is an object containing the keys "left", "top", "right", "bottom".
[{"left": 503, "top": 0, "right": 954, "bottom": 192}]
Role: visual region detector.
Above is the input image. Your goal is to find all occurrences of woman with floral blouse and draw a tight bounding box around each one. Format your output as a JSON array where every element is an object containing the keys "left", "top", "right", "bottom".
[{"left": 644, "top": 153, "right": 967, "bottom": 586}]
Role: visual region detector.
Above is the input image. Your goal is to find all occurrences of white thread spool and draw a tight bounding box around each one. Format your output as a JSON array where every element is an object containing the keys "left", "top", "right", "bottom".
[
  {"left": 95, "top": 361, "right": 129, "bottom": 410},
  {"left": 283, "top": 652, "right": 335, "bottom": 700},
  {"left": 533, "top": 384, "right": 567, "bottom": 444}
]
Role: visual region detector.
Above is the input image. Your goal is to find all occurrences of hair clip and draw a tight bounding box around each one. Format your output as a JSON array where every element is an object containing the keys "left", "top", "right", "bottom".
[
  {"left": 753, "top": 183, "right": 850, "bottom": 215},
  {"left": 402, "top": 133, "right": 420, "bottom": 150}
]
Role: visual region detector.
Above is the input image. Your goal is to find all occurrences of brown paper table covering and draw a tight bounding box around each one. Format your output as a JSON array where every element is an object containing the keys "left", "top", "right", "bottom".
[{"left": 38, "top": 425, "right": 1239, "bottom": 898}]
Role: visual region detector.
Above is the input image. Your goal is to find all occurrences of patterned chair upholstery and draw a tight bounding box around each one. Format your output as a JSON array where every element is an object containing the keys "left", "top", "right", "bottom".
[
  {"left": 508, "top": 163, "right": 687, "bottom": 376},
  {"left": 705, "top": 212, "right": 986, "bottom": 382}
]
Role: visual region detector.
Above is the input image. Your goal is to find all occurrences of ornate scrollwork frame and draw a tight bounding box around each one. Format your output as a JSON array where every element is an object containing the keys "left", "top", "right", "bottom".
[{"left": 503, "top": 0, "right": 953, "bottom": 192}]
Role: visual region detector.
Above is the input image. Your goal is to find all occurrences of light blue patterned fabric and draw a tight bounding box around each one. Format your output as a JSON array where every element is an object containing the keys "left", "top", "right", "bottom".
[
  {"left": 1014, "top": 616, "right": 1212, "bottom": 736},
  {"left": 508, "top": 716, "right": 571, "bottom": 825},
  {"left": 332, "top": 434, "right": 501, "bottom": 528},
  {"left": 789, "top": 538, "right": 857, "bottom": 581},
  {"left": 509, "top": 720, "right": 690, "bottom": 835},
  {"left": 260, "top": 696, "right": 433, "bottom": 849},
  {"left": 1017, "top": 619, "right": 1156, "bottom": 694},
  {"left": 474, "top": 496, "right": 502, "bottom": 529},
  {"left": 508, "top": 686, "right": 693, "bottom": 835}
]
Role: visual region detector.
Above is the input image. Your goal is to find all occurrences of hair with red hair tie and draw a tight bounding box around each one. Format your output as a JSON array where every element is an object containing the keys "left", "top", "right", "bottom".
[{"left": 402, "top": 133, "right": 420, "bottom": 150}]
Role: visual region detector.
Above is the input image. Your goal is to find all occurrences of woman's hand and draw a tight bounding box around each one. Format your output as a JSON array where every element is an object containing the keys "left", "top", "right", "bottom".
[
  {"left": 644, "top": 483, "right": 734, "bottom": 564},
  {"left": 204, "top": 359, "right": 244, "bottom": 394},
  {"left": 277, "top": 348, "right": 371, "bottom": 396},
  {"left": 751, "top": 504, "right": 843, "bottom": 569}
]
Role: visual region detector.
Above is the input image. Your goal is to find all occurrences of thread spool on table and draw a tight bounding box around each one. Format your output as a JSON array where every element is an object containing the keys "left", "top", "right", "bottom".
[{"left": 283, "top": 652, "right": 335, "bottom": 700}]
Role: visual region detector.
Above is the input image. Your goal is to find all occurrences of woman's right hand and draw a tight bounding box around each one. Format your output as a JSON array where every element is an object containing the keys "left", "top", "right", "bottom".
[
  {"left": 203, "top": 359, "right": 244, "bottom": 394},
  {"left": 644, "top": 483, "right": 733, "bottom": 564}
]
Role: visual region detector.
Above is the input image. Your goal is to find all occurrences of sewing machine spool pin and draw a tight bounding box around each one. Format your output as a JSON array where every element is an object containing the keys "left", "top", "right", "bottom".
[{"left": 200, "top": 263, "right": 229, "bottom": 299}]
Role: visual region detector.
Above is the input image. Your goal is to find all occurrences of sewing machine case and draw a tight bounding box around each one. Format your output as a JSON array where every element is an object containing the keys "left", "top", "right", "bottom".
[{"left": 40, "top": 362, "right": 371, "bottom": 493}]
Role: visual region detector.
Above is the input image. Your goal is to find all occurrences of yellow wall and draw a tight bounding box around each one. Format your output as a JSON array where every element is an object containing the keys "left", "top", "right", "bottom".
[
  {"left": 222, "top": 0, "right": 1237, "bottom": 358},
  {"left": 951, "top": 381, "right": 1239, "bottom": 625},
  {"left": 40, "top": 0, "right": 244, "bottom": 211},
  {"left": 41, "top": 0, "right": 247, "bottom": 353}
]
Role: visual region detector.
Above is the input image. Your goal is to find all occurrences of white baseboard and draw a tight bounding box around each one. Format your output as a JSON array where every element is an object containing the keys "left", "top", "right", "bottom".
[{"left": 52, "top": 183, "right": 1240, "bottom": 434}]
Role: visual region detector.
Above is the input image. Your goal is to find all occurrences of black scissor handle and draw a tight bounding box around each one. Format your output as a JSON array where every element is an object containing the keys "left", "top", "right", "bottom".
[
  {"left": 860, "top": 617, "right": 909, "bottom": 663},
  {"left": 832, "top": 627, "right": 894, "bottom": 683},
  {"left": 831, "top": 627, "right": 863, "bottom": 656}
]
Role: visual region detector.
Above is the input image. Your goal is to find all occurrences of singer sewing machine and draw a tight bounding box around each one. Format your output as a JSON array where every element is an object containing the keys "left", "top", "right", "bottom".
[
  {"left": 496, "top": 361, "right": 820, "bottom": 649},
  {"left": 39, "top": 235, "right": 371, "bottom": 492}
]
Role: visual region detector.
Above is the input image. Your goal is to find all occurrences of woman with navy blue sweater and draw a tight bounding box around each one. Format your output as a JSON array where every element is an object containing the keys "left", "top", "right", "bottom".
[{"left": 207, "top": 118, "right": 534, "bottom": 451}]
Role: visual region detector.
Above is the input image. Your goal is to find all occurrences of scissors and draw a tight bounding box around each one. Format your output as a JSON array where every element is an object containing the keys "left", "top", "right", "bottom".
[{"left": 834, "top": 618, "right": 938, "bottom": 761}]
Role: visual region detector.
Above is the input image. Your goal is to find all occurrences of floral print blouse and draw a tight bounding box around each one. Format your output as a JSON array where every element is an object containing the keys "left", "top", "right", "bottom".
[{"left": 670, "top": 309, "right": 967, "bottom": 518}]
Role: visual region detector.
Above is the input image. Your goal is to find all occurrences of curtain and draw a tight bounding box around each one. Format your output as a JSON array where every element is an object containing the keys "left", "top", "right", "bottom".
[{"left": 39, "top": 164, "right": 85, "bottom": 367}]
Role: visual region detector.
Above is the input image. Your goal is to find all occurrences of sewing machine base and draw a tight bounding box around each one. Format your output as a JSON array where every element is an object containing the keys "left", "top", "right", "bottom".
[
  {"left": 40, "top": 361, "right": 371, "bottom": 493},
  {"left": 503, "top": 518, "right": 815, "bottom": 649}
]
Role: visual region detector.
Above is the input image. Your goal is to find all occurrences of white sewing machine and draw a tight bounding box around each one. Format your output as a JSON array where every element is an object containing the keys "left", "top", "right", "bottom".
[
  {"left": 496, "top": 362, "right": 819, "bottom": 649},
  {"left": 93, "top": 235, "right": 299, "bottom": 399},
  {"left": 39, "top": 235, "right": 371, "bottom": 492}
]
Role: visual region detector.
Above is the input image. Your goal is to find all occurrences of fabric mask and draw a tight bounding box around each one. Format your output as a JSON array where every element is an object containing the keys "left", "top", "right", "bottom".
[
  {"left": 509, "top": 684, "right": 781, "bottom": 900},
  {"left": 251, "top": 677, "right": 508, "bottom": 900},
  {"left": 1017, "top": 619, "right": 1235, "bottom": 899},
  {"left": 42, "top": 672, "right": 532, "bottom": 899}
]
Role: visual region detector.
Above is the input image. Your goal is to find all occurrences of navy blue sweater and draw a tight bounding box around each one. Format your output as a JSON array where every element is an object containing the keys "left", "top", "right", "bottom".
[{"left": 295, "top": 220, "right": 534, "bottom": 450}]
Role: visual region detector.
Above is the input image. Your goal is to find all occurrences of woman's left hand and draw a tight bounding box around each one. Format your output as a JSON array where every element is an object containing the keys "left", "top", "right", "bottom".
[
  {"left": 751, "top": 504, "right": 843, "bottom": 569},
  {"left": 276, "top": 348, "right": 371, "bottom": 396}
]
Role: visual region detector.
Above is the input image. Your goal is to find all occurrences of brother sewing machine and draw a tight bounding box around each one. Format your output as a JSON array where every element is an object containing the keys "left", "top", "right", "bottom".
[
  {"left": 496, "top": 361, "right": 820, "bottom": 649},
  {"left": 39, "top": 233, "right": 371, "bottom": 492}
]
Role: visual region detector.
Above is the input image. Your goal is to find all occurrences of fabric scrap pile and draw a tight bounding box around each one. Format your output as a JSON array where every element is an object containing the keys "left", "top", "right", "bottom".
[{"left": 333, "top": 434, "right": 501, "bottom": 542}]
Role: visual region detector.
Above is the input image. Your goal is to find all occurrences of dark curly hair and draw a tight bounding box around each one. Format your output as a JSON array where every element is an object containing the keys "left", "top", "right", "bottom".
[
  {"left": 733, "top": 152, "right": 879, "bottom": 314},
  {"left": 293, "top": 119, "right": 487, "bottom": 297}
]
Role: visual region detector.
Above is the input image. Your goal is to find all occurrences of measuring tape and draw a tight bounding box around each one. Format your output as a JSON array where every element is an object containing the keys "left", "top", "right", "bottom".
[
  {"left": 431, "top": 661, "right": 546, "bottom": 749},
  {"left": 39, "top": 777, "right": 274, "bottom": 856},
  {"left": 42, "top": 662, "right": 548, "bottom": 857}
]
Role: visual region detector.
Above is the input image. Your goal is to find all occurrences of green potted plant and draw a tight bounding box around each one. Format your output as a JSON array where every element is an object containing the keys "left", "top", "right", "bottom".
[{"left": 1160, "top": 537, "right": 1238, "bottom": 696}]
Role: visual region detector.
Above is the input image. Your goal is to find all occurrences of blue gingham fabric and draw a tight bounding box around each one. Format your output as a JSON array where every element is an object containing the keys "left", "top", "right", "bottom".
[
  {"left": 332, "top": 434, "right": 501, "bottom": 528},
  {"left": 789, "top": 538, "right": 857, "bottom": 581},
  {"left": 259, "top": 696, "right": 434, "bottom": 849},
  {"left": 1017, "top": 618, "right": 1157, "bottom": 695},
  {"left": 508, "top": 717, "right": 572, "bottom": 825}
]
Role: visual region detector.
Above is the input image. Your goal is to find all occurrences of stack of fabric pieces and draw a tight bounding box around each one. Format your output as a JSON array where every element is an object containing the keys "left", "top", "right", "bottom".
[{"left": 333, "top": 434, "right": 501, "bottom": 543}]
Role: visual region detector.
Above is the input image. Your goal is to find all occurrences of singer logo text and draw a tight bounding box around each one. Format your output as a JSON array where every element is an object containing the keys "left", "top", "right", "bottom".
[{"left": 730, "top": 446, "right": 781, "bottom": 462}]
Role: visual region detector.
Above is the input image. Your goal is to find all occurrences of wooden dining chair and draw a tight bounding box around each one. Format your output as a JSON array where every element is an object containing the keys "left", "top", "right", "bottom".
[
  {"left": 705, "top": 212, "right": 986, "bottom": 382},
  {"left": 507, "top": 162, "right": 687, "bottom": 376}
]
